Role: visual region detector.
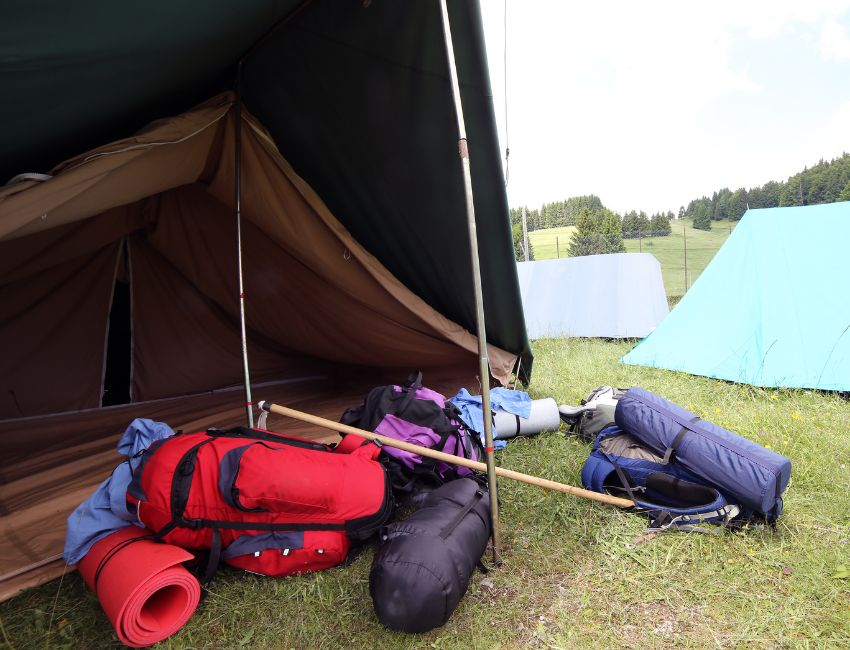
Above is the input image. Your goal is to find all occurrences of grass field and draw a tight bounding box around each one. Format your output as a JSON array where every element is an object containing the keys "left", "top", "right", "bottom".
[
  {"left": 527, "top": 226, "right": 577, "bottom": 260},
  {"left": 528, "top": 221, "right": 736, "bottom": 298},
  {"left": 2, "top": 339, "right": 848, "bottom": 648}
]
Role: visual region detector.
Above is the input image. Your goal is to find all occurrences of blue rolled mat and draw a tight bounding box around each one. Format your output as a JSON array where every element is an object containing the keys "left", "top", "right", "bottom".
[{"left": 615, "top": 387, "right": 791, "bottom": 517}]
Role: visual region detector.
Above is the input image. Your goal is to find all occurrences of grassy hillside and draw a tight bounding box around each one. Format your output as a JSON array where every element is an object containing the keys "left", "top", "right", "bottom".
[
  {"left": 527, "top": 226, "right": 576, "bottom": 260},
  {"left": 528, "top": 221, "right": 736, "bottom": 298}
]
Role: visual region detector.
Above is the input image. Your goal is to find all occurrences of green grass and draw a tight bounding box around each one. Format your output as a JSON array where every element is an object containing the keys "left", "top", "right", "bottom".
[
  {"left": 527, "top": 226, "right": 576, "bottom": 260},
  {"left": 2, "top": 339, "right": 849, "bottom": 648},
  {"left": 529, "top": 221, "right": 736, "bottom": 299}
]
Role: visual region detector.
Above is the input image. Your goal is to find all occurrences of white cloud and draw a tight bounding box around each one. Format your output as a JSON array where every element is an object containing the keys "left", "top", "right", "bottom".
[
  {"left": 822, "top": 100, "right": 850, "bottom": 146},
  {"left": 481, "top": 1, "right": 850, "bottom": 212},
  {"left": 820, "top": 17, "right": 850, "bottom": 60},
  {"left": 726, "top": 0, "right": 849, "bottom": 39}
]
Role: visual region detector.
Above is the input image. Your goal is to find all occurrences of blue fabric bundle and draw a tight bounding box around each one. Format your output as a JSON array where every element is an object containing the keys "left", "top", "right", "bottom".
[{"left": 64, "top": 418, "right": 175, "bottom": 564}]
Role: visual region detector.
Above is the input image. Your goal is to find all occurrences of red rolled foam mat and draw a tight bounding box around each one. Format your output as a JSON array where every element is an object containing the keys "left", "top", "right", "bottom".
[{"left": 76, "top": 526, "right": 200, "bottom": 647}]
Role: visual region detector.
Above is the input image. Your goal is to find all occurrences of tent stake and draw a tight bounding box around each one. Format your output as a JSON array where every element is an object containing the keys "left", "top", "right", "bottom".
[
  {"left": 235, "top": 63, "right": 254, "bottom": 427},
  {"left": 438, "top": 0, "right": 502, "bottom": 564}
]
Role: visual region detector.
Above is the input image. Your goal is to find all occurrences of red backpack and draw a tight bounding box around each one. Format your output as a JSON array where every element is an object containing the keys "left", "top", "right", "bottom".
[{"left": 126, "top": 427, "right": 391, "bottom": 579}]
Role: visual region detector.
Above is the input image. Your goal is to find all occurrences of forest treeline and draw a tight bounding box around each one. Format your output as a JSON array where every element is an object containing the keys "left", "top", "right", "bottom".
[
  {"left": 685, "top": 153, "right": 850, "bottom": 229},
  {"left": 511, "top": 152, "right": 850, "bottom": 259}
]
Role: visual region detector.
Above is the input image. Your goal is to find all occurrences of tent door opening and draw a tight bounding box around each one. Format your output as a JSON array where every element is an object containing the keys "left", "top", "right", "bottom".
[{"left": 102, "top": 241, "right": 132, "bottom": 407}]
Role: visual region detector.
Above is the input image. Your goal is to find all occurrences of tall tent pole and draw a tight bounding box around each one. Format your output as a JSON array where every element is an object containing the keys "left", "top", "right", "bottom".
[
  {"left": 231, "top": 0, "right": 319, "bottom": 429},
  {"left": 438, "top": 0, "right": 502, "bottom": 563},
  {"left": 235, "top": 62, "right": 255, "bottom": 427}
]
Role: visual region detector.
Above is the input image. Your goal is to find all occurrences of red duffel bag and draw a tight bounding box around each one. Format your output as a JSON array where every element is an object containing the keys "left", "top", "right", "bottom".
[{"left": 126, "top": 427, "right": 392, "bottom": 578}]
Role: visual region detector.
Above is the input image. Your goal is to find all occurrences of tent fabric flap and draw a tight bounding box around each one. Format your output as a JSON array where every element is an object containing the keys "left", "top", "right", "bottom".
[
  {"left": 0, "top": 242, "right": 120, "bottom": 417},
  {"left": 0, "top": 0, "right": 531, "bottom": 596},
  {"left": 0, "top": 0, "right": 532, "bottom": 377},
  {"left": 0, "top": 95, "right": 517, "bottom": 419}
]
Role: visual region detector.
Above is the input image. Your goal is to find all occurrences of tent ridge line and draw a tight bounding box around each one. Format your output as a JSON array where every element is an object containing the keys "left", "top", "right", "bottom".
[{"left": 62, "top": 107, "right": 231, "bottom": 175}]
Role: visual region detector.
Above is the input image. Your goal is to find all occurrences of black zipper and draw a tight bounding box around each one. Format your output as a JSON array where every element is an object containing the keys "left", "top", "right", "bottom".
[{"left": 207, "top": 427, "right": 330, "bottom": 452}]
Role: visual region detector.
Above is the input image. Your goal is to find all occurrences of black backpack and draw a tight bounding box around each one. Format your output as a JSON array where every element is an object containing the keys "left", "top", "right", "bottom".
[{"left": 340, "top": 371, "right": 483, "bottom": 496}]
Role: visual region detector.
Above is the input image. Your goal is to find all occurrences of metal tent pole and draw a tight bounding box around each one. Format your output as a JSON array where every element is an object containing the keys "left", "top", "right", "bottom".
[
  {"left": 235, "top": 63, "right": 255, "bottom": 427},
  {"left": 437, "top": 0, "right": 501, "bottom": 564},
  {"left": 231, "top": 0, "right": 317, "bottom": 429}
]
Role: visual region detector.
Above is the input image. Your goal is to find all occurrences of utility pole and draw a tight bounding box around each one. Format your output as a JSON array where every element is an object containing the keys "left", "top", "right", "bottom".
[
  {"left": 683, "top": 220, "right": 689, "bottom": 292},
  {"left": 521, "top": 206, "right": 529, "bottom": 261}
]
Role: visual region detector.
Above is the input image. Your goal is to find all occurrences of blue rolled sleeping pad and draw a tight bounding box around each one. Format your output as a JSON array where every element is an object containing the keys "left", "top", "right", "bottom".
[{"left": 614, "top": 387, "right": 791, "bottom": 519}]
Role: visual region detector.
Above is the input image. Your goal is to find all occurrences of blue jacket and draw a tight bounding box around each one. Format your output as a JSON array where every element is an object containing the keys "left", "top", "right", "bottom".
[{"left": 64, "top": 419, "right": 174, "bottom": 564}]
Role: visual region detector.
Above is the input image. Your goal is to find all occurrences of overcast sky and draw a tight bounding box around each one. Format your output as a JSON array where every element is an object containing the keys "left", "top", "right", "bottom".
[{"left": 480, "top": 0, "right": 850, "bottom": 215}]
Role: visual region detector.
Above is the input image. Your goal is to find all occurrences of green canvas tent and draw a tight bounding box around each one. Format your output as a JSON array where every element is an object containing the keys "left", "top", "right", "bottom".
[{"left": 0, "top": 0, "right": 531, "bottom": 598}]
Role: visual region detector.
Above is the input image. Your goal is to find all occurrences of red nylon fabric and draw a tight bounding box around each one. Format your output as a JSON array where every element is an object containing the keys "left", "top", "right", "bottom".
[{"left": 129, "top": 429, "right": 389, "bottom": 576}]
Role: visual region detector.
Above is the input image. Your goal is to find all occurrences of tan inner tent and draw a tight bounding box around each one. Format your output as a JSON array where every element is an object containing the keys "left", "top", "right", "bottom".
[{"left": 0, "top": 93, "right": 516, "bottom": 600}]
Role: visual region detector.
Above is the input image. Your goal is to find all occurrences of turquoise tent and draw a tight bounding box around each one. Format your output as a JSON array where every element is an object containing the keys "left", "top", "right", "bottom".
[{"left": 622, "top": 202, "right": 850, "bottom": 390}]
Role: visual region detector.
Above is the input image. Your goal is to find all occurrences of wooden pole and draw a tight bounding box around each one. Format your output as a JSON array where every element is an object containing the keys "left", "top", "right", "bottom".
[
  {"left": 257, "top": 401, "right": 633, "bottom": 509},
  {"left": 437, "top": 0, "right": 503, "bottom": 562}
]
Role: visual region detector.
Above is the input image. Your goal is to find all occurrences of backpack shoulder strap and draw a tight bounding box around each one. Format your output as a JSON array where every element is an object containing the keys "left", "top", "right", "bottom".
[{"left": 334, "top": 433, "right": 381, "bottom": 460}]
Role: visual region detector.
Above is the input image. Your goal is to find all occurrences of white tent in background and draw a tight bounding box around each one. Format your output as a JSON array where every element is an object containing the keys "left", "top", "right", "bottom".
[{"left": 517, "top": 253, "right": 669, "bottom": 339}]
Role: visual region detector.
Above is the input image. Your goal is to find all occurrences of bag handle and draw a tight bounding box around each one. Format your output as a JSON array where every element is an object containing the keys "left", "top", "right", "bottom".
[
  {"left": 439, "top": 489, "right": 486, "bottom": 539},
  {"left": 403, "top": 370, "right": 423, "bottom": 391},
  {"left": 391, "top": 370, "right": 424, "bottom": 414}
]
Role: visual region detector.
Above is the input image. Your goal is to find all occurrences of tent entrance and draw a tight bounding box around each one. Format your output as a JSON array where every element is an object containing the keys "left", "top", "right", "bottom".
[{"left": 102, "top": 241, "right": 132, "bottom": 407}]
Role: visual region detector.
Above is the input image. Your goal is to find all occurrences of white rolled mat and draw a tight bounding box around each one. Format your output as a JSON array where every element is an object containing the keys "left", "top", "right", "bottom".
[{"left": 493, "top": 398, "right": 561, "bottom": 440}]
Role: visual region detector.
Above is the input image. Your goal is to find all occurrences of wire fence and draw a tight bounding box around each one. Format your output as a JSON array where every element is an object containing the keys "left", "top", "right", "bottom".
[{"left": 527, "top": 221, "right": 736, "bottom": 302}]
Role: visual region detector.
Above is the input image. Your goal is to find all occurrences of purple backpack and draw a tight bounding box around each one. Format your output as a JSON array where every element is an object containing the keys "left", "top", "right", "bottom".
[{"left": 340, "top": 371, "right": 483, "bottom": 494}]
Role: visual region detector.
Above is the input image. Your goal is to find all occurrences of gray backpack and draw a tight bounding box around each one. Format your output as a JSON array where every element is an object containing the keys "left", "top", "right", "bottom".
[{"left": 558, "top": 386, "right": 627, "bottom": 443}]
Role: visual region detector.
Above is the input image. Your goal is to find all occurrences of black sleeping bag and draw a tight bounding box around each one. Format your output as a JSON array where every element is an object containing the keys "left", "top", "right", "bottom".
[{"left": 369, "top": 478, "right": 491, "bottom": 633}]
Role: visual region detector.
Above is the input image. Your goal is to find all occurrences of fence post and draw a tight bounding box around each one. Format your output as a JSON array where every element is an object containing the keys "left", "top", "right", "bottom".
[
  {"left": 521, "top": 206, "right": 529, "bottom": 262},
  {"left": 683, "top": 221, "right": 688, "bottom": 292},
  {"left": 556, "top": 236, "right": 560, "bottom": 258}
]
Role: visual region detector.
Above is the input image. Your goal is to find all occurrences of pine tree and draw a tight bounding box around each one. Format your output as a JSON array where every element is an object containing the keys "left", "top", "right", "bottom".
[
  {"left": 693, "top": 204, "right": 712, "bottom": 231},
  {"left": 568, "top": 208, "right": 603, "bottom": 257},
  {"left": 600, "top": 209, "right": 625, "bottom": 252},
  {"left": 621, "top": 210, "right": 639, "bottom": 238},
  {"left": 729, "top": 188, "right": 748, "bottom": 220},
  {"left": 650, "top": 212, "right": 672, "bottom": 236},
  {"left": 636, "top": 211, "right": 650, "bottom": 237},
  {"left": 511, "top": 222, "right": 534, "bottom": 261}
]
